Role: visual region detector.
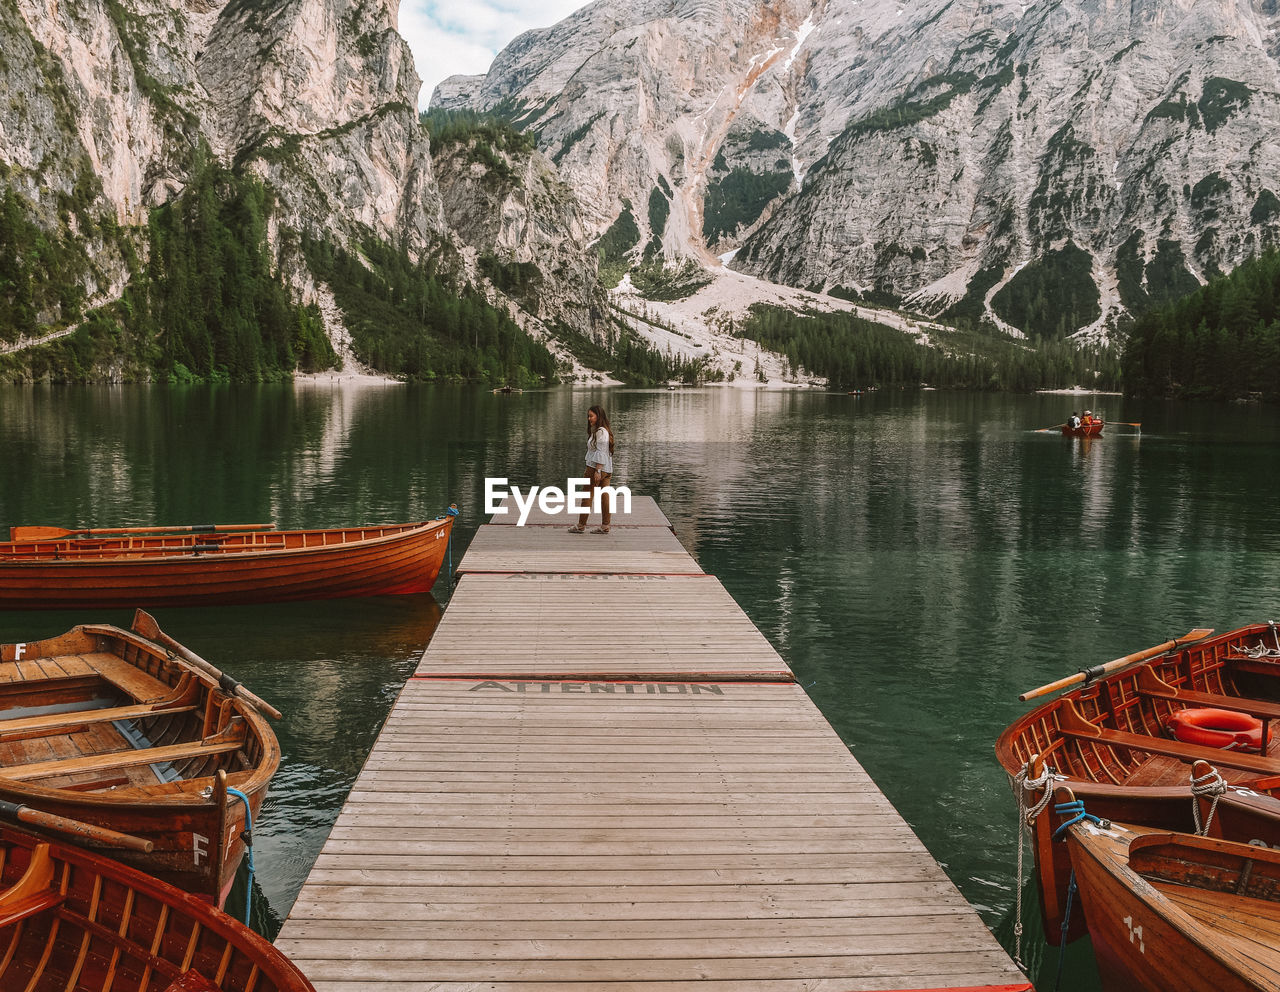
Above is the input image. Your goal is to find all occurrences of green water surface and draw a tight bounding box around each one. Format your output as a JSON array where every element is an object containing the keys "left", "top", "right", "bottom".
[{"left": 2, "top": 383, "right": 1278, "bottom": 990}]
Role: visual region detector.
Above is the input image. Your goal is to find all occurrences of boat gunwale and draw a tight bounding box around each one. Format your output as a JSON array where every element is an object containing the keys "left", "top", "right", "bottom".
[{"left": 0, "top": 518, "right": 450, "bottom": 565}]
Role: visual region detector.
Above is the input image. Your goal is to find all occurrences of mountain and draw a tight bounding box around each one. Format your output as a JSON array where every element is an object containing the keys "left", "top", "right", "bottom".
[
  {"left": 435, "top": 0, "right": 1280, "bottom": 340},
  {"left": 5, "top": 0, "right": 439, "bottom": 293},
  {"left": 0, "top": 0, "right": 604, "bottom": 381}
]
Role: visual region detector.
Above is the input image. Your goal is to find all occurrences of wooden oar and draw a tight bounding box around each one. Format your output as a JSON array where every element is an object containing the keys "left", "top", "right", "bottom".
[
  {"left": 0, "top": 799, "right": 153, "bottom": 852},
  {"left": 132, "top": 610, "right": 283, "bottom": 720},
  {"left": 1019, "top": 628, "right": 1215, "bottom": 701},
  {"left": 1034, "top": 423, "right": 1067, "bottom": 433},
  {"left": 10, "top": 523, "right": 275, "bottom": 541}
]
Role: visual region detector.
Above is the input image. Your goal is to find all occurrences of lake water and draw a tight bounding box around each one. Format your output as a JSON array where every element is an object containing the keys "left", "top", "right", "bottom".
[{"left": 2, "top": 383, "right": 1279, "bottom": 990}]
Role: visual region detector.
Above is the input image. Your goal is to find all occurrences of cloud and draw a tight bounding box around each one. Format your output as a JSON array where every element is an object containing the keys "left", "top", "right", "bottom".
[{"left": 400, "top": 0, "right": 589, "bottom": 108}]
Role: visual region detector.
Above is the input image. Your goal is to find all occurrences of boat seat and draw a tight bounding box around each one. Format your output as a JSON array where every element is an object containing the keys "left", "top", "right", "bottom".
[
  {"left": 76, "top": 654, "right": 172, "bottom": 702},
  {"left": 1056, "top": 698, "right": 1280, "bottom": 776},
  {"left": 0, "top": 736, "right": 244, "bottom": 783},
  {"left": 0, "top": 673, "right": 201, "bottom": 740},
  {"left": 1134, "top": 668, "right": 1280, "bottom": 720},
  {"left": 1134, "top": 668, "right": 1280, "bottom": 751}
]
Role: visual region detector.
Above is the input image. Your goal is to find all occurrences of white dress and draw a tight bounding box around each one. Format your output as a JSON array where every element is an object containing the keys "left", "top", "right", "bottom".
[{"left": 585, "top": 427, "right": 613, "bottom": 475}]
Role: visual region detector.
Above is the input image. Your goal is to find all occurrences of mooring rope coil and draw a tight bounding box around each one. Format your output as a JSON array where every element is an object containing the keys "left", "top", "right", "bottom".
[
  {"left": 1051, "top": 799, "right": 1109, "bottom": 840},
  {"left": 1191, "top": 764, "right": 1228, "bottom": 836}
]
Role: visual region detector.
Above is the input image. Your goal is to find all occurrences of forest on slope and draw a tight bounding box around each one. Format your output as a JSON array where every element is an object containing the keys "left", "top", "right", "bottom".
[{"left": 1123, "top": 249, "right": 1280, "bottom": 402}]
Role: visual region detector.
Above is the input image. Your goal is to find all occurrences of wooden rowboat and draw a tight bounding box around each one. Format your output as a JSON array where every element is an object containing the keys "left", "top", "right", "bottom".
[
  {"left": 0, "top": 519, "right": 454, "bottom": 609},
  {"left": 1062, "top": 419, "right": 1103, "bottom": 436},
  {"left": 0, "top": 823, "right": 313, "bottom": 991},
  {"left": 996, "top": 622, "right": 1280, "bottom": 942},
  {"left": 1062, "top": 817, "right": 1280, "bottom": 992},
  {"left": 0, "top": 616, "right": 279, "bottom": 907}
]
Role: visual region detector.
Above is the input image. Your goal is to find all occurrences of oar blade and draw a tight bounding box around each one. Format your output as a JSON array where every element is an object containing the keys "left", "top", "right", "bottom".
[{"left": 9, "top": 526, "right": 74, "bottom": 541}]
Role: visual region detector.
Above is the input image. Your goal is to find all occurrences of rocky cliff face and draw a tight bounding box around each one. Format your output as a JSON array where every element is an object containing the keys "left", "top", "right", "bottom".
[
  {"left": 1, "top": 0, "right": 606, "bottom": 361},
  {"left": 429, "top": 132, "right": 608, "bottom": 339},
  {"left": 3, "top": 0, "right": 442, "bottom": 260},
  {"left": 435, "top": 0, "right": 816, "bottom": 263},
  {"left": 440, "top": 0, "right": 1280, "bottom": 339}
]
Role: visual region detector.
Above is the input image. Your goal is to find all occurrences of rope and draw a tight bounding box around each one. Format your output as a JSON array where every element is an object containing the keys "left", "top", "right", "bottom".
[
  {"left": 227, "top": 787, "right": 254, "bottom": 926},
  {"left": 1009, "top": 759, "right": 1064, "bottom": 970},
  {"left": 1191, "top": 764, "right": 1228, "bottom": 836},
  {"left": 1052, "top": 799, "right": 1108, "bottom": 840},
  {"left": 1054, "top": 870, "right": 1078, "bottom": 992}
]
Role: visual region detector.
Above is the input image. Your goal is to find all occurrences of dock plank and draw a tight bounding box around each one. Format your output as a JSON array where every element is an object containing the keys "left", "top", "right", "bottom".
[
  {"left": 457, "top": 526, "right": 699, "bottom": 575},
  {"left": 280, "top": 677, "right": 1026, "bottom": 989},
  {"left": 488, "top": 493, "right": 672, "bottom": 529},
  {"left": 419, "top": 574, "right": 789, "bottom": 679},
  {"left": 277, "top": 496, "right": 1028, "bottom": 991}
]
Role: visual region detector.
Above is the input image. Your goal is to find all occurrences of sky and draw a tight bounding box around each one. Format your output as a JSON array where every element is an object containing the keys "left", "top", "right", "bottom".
[{"left": 400, "top": 0, "right": 590, "bottom": 108}]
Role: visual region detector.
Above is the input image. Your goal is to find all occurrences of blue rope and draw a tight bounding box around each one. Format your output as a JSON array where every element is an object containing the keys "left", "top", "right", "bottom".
[
  {"left": 227, "top": 787, "right": 254, "bottom": 926},
  {"left": 1054, "top": 868, "right": 1078, "bottom": 992},
  {"left": 1052, "top": 799, "right": 1105, "bottom": 840}
]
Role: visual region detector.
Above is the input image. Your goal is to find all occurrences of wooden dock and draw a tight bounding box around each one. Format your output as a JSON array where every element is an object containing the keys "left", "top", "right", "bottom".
[{"left": 277, "top": 496, "right": 1031, "bottom": 991}]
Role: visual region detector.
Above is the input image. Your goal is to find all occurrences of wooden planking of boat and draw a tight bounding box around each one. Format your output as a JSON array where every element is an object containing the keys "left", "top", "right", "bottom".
[
  {"left": 0, "top": 823, "right": 314, "bottom": 991},
  {"left": 1060, "top": 813, "right": 1280, "bottom": 992},
  {"left": 0, "top": 613, "right": 279, "bottom": 907},
  {"left": 0, "top": 518, "right": 454, "bottom": 609},
  {"left": 996, "top": 622, "right": 1280, "bottom": 943}
]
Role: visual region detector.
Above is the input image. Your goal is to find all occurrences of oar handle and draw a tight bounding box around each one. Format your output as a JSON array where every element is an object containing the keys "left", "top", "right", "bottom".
[
  {"left": 1019, "top": 628, "right": 1215, "bottom": 701},
  {"left": 0, "top": 800, "right": 154, "bottom": 852},
  {"left": 132, "top": 611, "right": 283, "bottom": 720}
]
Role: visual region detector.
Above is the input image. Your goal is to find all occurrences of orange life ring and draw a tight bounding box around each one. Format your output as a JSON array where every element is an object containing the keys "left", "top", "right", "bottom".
[{"left": 1166, "top": 707, "right": 1263, "bottom": 752}]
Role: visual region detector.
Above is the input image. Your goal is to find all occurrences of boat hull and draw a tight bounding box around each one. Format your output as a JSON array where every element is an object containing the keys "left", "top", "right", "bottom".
[
  {"left": 1066, "top": 822, "right": 1280, "bottom": 992},
  {"left": 0, "top": 622, "right": 279, "bottom": 905},
  {"left": 0, "top": 519, "right": 452, "bottom": 608},
  {"left": 0, "top": 824, "right": 313, "bottom": 991}
]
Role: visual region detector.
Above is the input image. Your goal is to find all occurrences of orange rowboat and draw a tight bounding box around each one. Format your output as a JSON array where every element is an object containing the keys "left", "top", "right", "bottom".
[
  {"left": 1062, "top": 419, "right": 1103, "bottom": 437},
  {"left": 0, "top": 824, "right": 313, "bottom": 991},
  {"left": 0, "top": 519, "right": 453, "bottom": 609},
  {"left": 0, "top": 617, "right": 279, "bottom": 907}
]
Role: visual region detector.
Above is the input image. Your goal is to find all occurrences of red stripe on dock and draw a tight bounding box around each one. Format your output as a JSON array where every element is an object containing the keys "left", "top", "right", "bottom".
[{"left": 409, "top": 674, "right": 799, "bottom": 685}]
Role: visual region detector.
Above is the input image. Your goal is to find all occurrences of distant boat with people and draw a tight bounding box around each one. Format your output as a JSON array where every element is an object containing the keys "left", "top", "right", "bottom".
[
  {"left": 1062, "top": 409, "right": 1103, "bottom": 436},
  {"left": 1062, "top": 418, "right": 1103, "bottom": 437}
]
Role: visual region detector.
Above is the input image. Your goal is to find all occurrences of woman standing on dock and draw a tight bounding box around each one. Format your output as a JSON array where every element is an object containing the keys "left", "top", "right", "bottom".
[{"left": 569, "top": 405, "right": 615, "bottom": 534}]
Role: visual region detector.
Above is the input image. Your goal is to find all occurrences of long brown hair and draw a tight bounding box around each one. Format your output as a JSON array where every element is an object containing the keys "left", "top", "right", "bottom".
[{"left": 588, "top": 405, "right": 614, "bottom": 454}]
